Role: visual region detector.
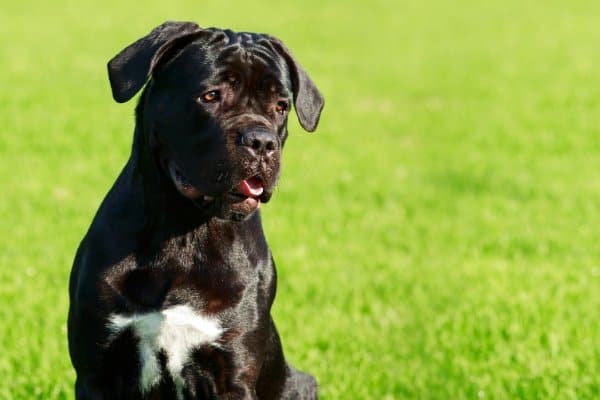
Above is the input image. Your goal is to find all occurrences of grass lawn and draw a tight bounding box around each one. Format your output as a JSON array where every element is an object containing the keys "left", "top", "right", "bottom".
[{"left": 1, "top": 0, "right": 599, "bottom": 398}]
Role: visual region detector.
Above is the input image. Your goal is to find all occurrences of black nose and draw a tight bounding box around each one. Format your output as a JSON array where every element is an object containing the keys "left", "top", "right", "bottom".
[{"left": 239, "top": 129, "right": 278, "bottom": 155}]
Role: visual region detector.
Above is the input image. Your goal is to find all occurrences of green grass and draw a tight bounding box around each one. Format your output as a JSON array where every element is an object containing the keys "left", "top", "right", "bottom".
[{"left": 1, "top": 0, "right": 599, "bottom": 398}]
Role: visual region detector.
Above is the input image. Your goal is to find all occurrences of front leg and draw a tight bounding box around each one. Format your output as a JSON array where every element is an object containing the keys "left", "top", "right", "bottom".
[
  {"left": 280, "top": 366, "right": 318, "bottom": 400},
  {"left": 75, "top": 377, "right": 104, "bottom": 400},
  {"left": 256, "top": 318, "right": 318, "bottom": 400}
]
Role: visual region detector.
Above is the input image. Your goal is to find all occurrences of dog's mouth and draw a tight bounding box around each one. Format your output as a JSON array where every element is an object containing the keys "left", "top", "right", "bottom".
[
  {"left": 167, "top": 161, "right": 207, "bottom": 201},
  {"left": 224, "top": 177, "right": 264, "bottom": 215},
  {"left": 167, "top": 160, "right": 266, "bottom": 216}
]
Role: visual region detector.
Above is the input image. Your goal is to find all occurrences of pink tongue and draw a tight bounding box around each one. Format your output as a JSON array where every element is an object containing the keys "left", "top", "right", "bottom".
[{"left": 239, "top": 177, "right": 264, "bottom": 197}]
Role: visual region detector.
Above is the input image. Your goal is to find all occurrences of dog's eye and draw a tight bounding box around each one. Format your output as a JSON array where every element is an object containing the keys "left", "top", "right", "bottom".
[
  {"left": 275, "top": 101, "right": 288, "bottom": 115},
  {"left": 201, "top": 91, "right": 220, "bottom": 103}
]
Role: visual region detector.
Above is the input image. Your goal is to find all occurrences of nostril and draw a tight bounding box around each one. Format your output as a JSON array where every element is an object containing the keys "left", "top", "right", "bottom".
[{"left": 240, "top": 129, "right": 278, "bottom": 154}]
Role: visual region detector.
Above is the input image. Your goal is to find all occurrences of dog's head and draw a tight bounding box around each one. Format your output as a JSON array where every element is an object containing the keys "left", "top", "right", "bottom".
[{"left": 107, "top": 21, "right": 324, "bottom": 220}]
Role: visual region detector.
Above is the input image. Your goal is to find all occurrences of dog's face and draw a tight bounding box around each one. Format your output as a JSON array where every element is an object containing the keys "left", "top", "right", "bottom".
[{"left": 107, "top": 22, "right": 324, "bottom": 220}]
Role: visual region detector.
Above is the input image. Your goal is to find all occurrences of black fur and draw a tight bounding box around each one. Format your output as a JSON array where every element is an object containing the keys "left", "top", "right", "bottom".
[{"left": 68, "top": 21, "right": 324, "bottom": 399}]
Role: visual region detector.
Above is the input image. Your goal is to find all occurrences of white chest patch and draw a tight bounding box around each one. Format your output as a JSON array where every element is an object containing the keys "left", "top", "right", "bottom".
[{"left": 108, "top": 304, "right": 223, "bottom": 398}]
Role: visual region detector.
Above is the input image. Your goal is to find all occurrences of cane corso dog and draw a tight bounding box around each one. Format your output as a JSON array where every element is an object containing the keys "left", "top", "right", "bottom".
[{"left": 68, "top": 21, "right": 324, "bottom": 399}]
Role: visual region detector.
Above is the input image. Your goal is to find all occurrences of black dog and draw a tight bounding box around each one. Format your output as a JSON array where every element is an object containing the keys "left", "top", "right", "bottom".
[{"left": 68, "top": 21, "right": 324, "bottom": 399}]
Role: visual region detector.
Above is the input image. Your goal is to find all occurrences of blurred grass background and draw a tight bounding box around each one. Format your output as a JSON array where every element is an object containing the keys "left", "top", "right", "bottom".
[{"left": 1, "top": 0, "right": 599, "bottom": 398}]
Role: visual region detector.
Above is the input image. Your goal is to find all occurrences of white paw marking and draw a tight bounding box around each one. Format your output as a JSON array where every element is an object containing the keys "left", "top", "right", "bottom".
[{"left": 108, "top": 304, "right": 222, "bottom": 398}]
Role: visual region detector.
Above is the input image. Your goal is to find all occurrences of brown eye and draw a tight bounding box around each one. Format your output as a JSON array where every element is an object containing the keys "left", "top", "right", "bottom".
[
  {"left": 275, "top": 101, "right": 288, "bottom": 115},
  {"left": 201, "top": 91, "right": 220, "bottom": 103}
]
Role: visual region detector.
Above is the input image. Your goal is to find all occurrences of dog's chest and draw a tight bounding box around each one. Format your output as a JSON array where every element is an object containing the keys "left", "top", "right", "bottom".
[
  {"left": 98, "top": 223, "right": 274, "bottom": 398},
  {"left": 100, "top": 229, "right": 269, "bottom": 396},
  {"left": 111, "top": 230, "right": 253, "bottom": 311},
  {"left": 108, "top": 304, "right": 223, "bottom": 398},
  {"left": 104, "top": 265, "right": 251, "bottom": 398}
]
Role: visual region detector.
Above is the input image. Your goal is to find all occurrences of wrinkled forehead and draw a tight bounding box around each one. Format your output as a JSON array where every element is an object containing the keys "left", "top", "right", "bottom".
[
  {"left": 158, "top": 28, "right": 291, "bottom": 89},
  {"left": 212, "top": 29, "right": 288, "bottom": 75}
]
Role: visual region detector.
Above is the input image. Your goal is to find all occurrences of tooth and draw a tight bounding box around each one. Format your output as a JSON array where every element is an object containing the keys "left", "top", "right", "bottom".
[{"left": 204, "top": 195, "right": 214, "bottom": 201}]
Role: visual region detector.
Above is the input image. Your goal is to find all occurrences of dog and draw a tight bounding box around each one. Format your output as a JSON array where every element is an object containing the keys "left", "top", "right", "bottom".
[{"left": 67, "top": 21, "right": 324, "bottom": 399}]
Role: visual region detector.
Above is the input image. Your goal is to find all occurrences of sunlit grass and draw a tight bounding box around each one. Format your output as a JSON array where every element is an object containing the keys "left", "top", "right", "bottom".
[{"left": 1, "top": 0, "right": 599, "bottom": 398}]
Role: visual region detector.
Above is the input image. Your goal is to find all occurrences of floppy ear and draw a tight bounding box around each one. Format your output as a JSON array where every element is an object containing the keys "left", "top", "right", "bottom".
[
  {"left": 269, "top": 38, "right": 324, "bottom": 132},
  {"left": 107, "top": 21, "right": 200, "bottom": 103}
]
